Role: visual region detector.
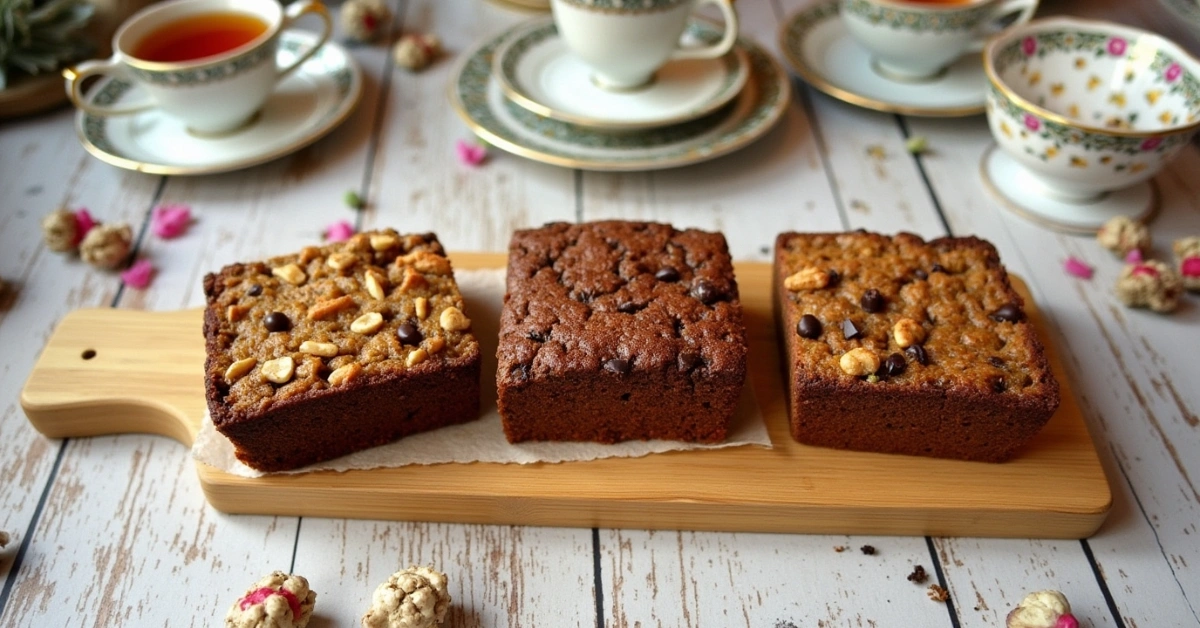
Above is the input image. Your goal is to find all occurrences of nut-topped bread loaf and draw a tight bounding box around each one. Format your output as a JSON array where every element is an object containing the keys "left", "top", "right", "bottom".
[
  {"left": 202, "top": 230, "right": 480, "bottom": 472},
  {"left": 774, "top": 231, "right": 1059, "bottom": 462},
  {"left": 497, "top": 221, "right": 747, "bottom": 443}
]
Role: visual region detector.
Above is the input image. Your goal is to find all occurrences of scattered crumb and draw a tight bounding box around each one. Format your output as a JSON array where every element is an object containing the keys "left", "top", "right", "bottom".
[
  {"left": 907, "top": 565, "right": 928, "bottom": 584},
  {"left": 927, "top": 584, "right": 950, "bottom": 602},
  {"left": 774, "top": 622, "right": 799, "bottom": 628},
  {"left": 905, "top": 135, "right": 929, "bottom": 155},
  {"left": 867, "top": 145, "right": 887, "bottom": 159},
  {"left": 834, "top": 545, "right": 846, "bottom": 553},
  {"left": 0, "top": 530, "right": 10, "bottom": 548},
  {"left": 860, "top": 545, "right": 876, "bottom": 555}
]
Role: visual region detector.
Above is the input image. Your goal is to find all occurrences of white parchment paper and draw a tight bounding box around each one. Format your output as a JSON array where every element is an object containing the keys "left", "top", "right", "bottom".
[{"left": 192, "top": 268, "right": 771, "bottom": 478}]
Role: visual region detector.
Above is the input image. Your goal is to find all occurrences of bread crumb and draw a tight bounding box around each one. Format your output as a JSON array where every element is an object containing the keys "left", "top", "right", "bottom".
[
  {"left": 907, "top": 565, "right": 928, "bottom": 584},
  {"left": 833, "top": 545, "right": 846, "bottom": 553},
  {"left": 860, "top": 545, "right": 876, "bottom": 555},
  {"left": 928, "top": 584, "right": 950, "bottom": 603}
]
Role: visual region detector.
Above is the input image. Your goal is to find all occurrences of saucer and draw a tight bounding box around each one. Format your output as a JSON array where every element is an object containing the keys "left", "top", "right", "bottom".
[
  {"left": 451, "top": 20, "right": 789, "bottom": 171},
  {"left": 980, "top": 145, "right": 1160, "bottom": 234},
  {"left": 1159, "top": 0, "right": 1200, "bottom": 38},
  {"left": 75, "top": 31, "right": 362, "bottom": 176},
  {"left": 494, "top": 17, "right": 750, "bottom": 131},
  {"left": 780, "top": 1, "right": 986, "bottom": 117}
]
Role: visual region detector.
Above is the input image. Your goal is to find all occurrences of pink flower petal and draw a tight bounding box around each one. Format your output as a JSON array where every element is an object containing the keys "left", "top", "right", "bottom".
[
  {"left": 1124, "top": 249, "right": 1144, "bottom": 263},
  {"left": 151, "top": 204, "right": 192, "bottom": 239},
  {"left": 1182, "top": 256, "right": 1200, "bottom": 277},
  {"left": 120, "top": 259, "right": 154, "bottom": 289},
  {"left": 456, "top": 139, "right": 488, "bottom": 167},
  {"left": 1064, "top": 256, "right": 1094, "bottom": 279},
  {"left": 324, "top": 220, "right": 356, "bottom": 243},
  {"left": 73, "top": 209, "right": 97, "bottom": 246}
]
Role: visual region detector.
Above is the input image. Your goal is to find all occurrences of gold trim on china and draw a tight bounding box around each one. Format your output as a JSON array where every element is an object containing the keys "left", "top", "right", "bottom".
[
  {"left": 483, "top": 0, "right": 550, "bottom": 13},
  {"left": 978, "top": 144, "right": 1160, "bottom": 235},
  {"left": 551, "top": 0, "right": 684, "bottom": 16},
  {"left": 778, "top": 4, "right": 986, "bottom": 118},
  {"left": 983, "top": 16, "right": 1200, "bottom": 140}
]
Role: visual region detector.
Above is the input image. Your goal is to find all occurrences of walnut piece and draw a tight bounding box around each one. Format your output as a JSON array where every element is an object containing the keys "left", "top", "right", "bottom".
[
  {"left": 225, "top": 358, "right": 257, "bottom": 383},
  {"left": 42, "top": 208, "right": 79, "bottom": 252},
  {"left": 439, "top": 306, "right": 470, "bottom": 332},
  {"left": 262, "top": 357, "right": 296, "bottom": 384},
  {"left": 80, "top": 223, "right": 133, "bottom": 269},
  {"left": 783, "top": 267, "right": 829, "bottom": 291},
  {"left": 300, "top": 341, "right": 339, "bottom": 357},
  {"left": 839, "top": 347, "right": 880, "bottom": 377},
  {"left": 892, "top": 318, "right": 926, "bottom": 348},
  {"left": 328, "top": 362, "right": 362, "bottom": 387},
  {"left": 361, "top": 566, "right": 451, "bottom": 628},
  {"left": 225, "top": 571, "right": 316, "bottom": 628},
  {"left": 273, "top": 264, "right": 307, "bottom": 286},
  {"left": 1006, "top": 590, "right": 1076, "bottom": 628}
]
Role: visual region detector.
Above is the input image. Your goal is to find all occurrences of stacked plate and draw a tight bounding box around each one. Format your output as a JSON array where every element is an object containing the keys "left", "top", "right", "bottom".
[{"left": 450, "top": 17, "right": 790, "bottom": 171}]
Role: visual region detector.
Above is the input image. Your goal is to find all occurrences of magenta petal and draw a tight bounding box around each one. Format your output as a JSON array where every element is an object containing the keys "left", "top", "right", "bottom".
[
  {"left": 73, "top": 209, "right": 98, "bottom": 246},
  {"left": 324, "top": 220, "right": 356, "bottom": 242},
  {"left": 151, "top": 204, "right": 192, "bottom": 239},
  {"left": 120, "top": 259, "right": 154, "bottom": 289},
  {"left": 456, "top": 139, "right": 488, "bottom": 166},
  {"left": 1064, "top": 256, "right": 1094, "bottom": 279},
  {"left": 1181, "top": 256, "right": 1200, "bottom": 277},
  {"left": 1124, "top": 249, "right": 1144, "bottom": 263}
]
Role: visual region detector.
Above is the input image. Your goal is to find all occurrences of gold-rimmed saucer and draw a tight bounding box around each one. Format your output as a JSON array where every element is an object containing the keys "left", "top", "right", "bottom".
[
  {"left": 74, "top": 31, "right": 361, "bottom": 176},
  {"left": 779, "top": 1, "right": 987, "bottom": 117},
  {"left": 493, "top": 17, "right": 750, "bottom": 131}
]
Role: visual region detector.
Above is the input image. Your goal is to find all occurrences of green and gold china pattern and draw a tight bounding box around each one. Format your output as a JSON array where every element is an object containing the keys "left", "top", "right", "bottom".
[
  {"left": 840, "top": 0, "right": 993, "bottom": 33},
  {"left": 127, "top": 41, "right": 274, "bottom": 86},
  {"left": 452, "top": 21, "right": 788, "bottom": 170},
  {"left": 557, "top": 0, "right": 685, "bottom": 12}
]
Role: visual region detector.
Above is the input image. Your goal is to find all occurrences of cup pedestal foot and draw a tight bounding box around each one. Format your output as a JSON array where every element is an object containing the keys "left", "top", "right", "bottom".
[
  {"left": 186, "top": 110, "right": 263, "bottom": 138},
  {"left": 589, "top": 72, "right": 657, "bottom": 93},
  {"left": 870, "top": 58, "right": 949, "bottom": 83}
]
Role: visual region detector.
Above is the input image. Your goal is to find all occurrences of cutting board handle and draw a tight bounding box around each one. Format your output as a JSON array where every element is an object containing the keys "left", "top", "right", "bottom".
[{"left": 21, "top": 308, "right": 205, "bottom": 446}]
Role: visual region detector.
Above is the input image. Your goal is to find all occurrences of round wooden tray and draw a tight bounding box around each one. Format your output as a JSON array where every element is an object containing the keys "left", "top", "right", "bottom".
[{"left": 0, "top": 73, "right": 68, "bottom": 119}]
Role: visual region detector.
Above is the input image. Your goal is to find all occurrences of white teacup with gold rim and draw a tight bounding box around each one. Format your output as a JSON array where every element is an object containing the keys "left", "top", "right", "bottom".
[
  {"left": 64, "top": 0, "right": 332, "bottom": 135},
  {"left": 840, "top": 0, "right": 1038, "bottom": 81},
  {"left": 984, "top": 17, "right": 1200, "bottom": 202},
  {"left": 550, "top": 0, "right": 738, "bottom": 91}
]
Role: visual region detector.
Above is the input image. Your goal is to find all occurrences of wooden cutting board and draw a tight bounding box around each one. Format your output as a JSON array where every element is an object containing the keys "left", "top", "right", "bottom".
[{"left": 20, "top": 254, "right": 1111, "bottom": 538}]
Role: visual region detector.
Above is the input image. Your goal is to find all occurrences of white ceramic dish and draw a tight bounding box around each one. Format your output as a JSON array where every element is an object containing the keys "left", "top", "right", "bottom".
[{"left": 75, "top": 31, "right": 361, "bottom": 176}]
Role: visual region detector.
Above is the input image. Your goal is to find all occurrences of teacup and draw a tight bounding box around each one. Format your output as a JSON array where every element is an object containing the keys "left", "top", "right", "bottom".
[
  {"left": 550, "top": 0, "right": 739, "bottom": 91},
  {"left": 984, "top": 17, "right": 1200, "bottom": 202},
  {"left": 64, "top": 0, "right": 332, "bottom": 135},
  {"left": 840, "top": 0, "right": 1038, "bottom": 81}
]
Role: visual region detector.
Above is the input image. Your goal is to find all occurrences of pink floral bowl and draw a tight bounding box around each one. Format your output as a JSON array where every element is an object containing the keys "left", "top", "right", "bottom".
[{"left": 983, "top": 17, "right": 1200, "bottom": 201}]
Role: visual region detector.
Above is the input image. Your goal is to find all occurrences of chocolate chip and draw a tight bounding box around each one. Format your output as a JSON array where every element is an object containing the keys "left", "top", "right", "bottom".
[
  {"left": 604, "top": 358, "right": 630, "bottom": 374},
  {"left": 397, "top": 322, "right": 423, "bottom": 345},
  {"left": 692, "top": 280, "right": 722, "bottom": 304},
  {"left": 882, "top": 353, "right": 907, "bottom": 377},
  {"left": 247, "top": 284, "right": 263, "bottom": 297},
  {"left": 655, "top": 267, "right": 680, "bottom": 282},
  {"left": 988, "top": 356, "right": 1006, "bottom": 368},
  {"left": 842, "top": 318, "right": 862, "bottom": 340},
  {"left": 861, "top": 289, "right": 885, "bottom": 313},
  {"left": 263, "top": 312, "right": 290, "bottom": 333},
  {"left": 860, "top": 545, "right": 876, "bottom": 555},
  {"left": 905, "top": 344, "right": 929, "bottom": 365},
  {"left": 617, "top": 301, "right": 640, "bottom": 314},
  {"left": 931, "top": 263, "right": 947, "bottom": 274},
  {"left": 990, "top": 303, "right": 1024, "bottom": 323},
  {"left": 914, "top": 269, "right": 928, "bottom": 280},
  {"left": 678, "top": 351, "right": 700, "bottom": 372},
  {"left": 826, "top": 269, "right": 841, "bottom": 286},
  {"left": 526, "top": 330, "right": 548, "bottom": 343},
  {"left": 797, "top": 314, "right": 822, "bottom": 339},
  {"left": 992, "top": 376, "right": 1007, "bottom": 393}
]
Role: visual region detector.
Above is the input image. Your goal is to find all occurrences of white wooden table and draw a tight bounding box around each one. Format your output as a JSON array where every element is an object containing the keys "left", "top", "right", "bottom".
[{"left": 2, "top": 0, "right": 1198, "bottom": 625}]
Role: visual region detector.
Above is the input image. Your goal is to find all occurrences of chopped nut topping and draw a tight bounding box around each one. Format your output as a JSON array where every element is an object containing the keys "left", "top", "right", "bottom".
[
  {"left": 424, "top": 336, "right": 446, "bottom": 355},
  {"left": 299, "top": 341, "right": 338, "bottom": 357},
  {"left": 406, "top": 348, "right": 429, "bottom": 367},
  {"left": 364, "top": 271, "right": 386, "bottom": 300},
  {"left": 784, "top": 267, "right": 829, "bottom": 291},
  {"left": 414, "top": 296, "right": 429, "bottom": 320},
  {"left": 893, "top": 318, "right": 926, "bottom": 348},
  {"left": 307, "top": 295, "right": 355, "bottom": 320},
  {"left": 399, "top": 266, "right": 427, "bottom": 292},
  {"left": 262, "top": 356, "right": 295, "bottom": 384},
  {"left": 346, "top": 233, "right": 371, "bottom": 251},
  {"left": 397, "top": 251, "right": 452, "bottom": 276},
  {"left": 272, "top": 263, "right": 307, "bottom": 286},
  {"left": 327, "top": 252, "right": 357, "bottom": 271},
  {"left": 327, "top": 362, "right": 362, "bottom": 387},
  {"left": 351, "top": 312, "right": 384, "bottom": 334},
  {"left": 439, "top": 306, "right": 470, "bottom": 332},
  {"left": 224, "top": 357, "right": 257, "bottom": 383},
  {"left": 298, "top": 246, "right": 322, "bottom": 264},
  {"left": 369, "top": 234, "right": 399, "bottom": 251},
  {"left": 226, "top": 304, "right": 249, "bottom": 322},
  {"left": 840, "top": 347, "right": 881, "bottom": 377}
]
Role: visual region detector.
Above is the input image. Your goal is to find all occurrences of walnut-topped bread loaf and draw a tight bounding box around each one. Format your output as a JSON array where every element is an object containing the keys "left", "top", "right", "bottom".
[
  {"left": 774, "top": 231, "right": 1060, "bottom": 462},
  {"left": 202, "top": 230, "right": 480, "bottom": 472},
  {"left": 497, "top": 221, "right": 747, "bottom": 444}
]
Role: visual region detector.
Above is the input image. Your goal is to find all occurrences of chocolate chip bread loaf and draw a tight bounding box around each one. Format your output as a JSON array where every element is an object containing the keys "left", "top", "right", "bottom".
[
  {"left": 497, "top": 221, "right": 747, "bottom": 443},
  {"left": 774, "top": 231, "right": 1059, "bottom": 462},
  {"left": 203, "top": 230, "right": 480, "bottom": 472}
]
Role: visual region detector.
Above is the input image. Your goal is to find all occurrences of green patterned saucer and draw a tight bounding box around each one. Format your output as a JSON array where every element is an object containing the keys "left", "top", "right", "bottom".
[
  {"left": 75, "top": 31, "right": 361, "bottom": 176},
  {"left": 450, "top": 20, "right": 790, "bottom": 171}
]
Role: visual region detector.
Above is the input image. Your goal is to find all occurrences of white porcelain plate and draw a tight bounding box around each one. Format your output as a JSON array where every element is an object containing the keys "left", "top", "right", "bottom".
[
  {"left": 980, "top": 144, "right": 1159, "bottom": 234},
  {"left": 75, "top": 31, "right": 362, "bottom": 176},
  {"left": 495, "top": 18, "right": 750, "bottom": 130},
  {"left": 780, "top": 1, "right": 986, "bottom": 117},
  {"left": 451, "top": 20, "right": 789, "bottom": 171}
]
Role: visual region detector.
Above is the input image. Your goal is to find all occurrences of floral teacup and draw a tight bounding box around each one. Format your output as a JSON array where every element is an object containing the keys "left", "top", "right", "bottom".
[{"left": 984, "top": 17, "right": 1200, "bottom": 202}]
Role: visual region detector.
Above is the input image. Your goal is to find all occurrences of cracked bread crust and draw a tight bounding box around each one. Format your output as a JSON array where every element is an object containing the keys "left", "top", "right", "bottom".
[
  {"left": 497, "top": 221, "right": 747, "bottom": 443},
  {"left": 203, "top": 230, "right": 481, "bottom": 472},
  {"left": 774, "top": 231, "right": 1060, "bottom": 462}
]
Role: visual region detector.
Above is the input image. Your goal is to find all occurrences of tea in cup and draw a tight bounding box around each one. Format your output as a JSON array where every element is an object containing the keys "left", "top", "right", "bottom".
[
  {"left": 550, "top": 0, "right": 739, "bottom": 91},
  {"left": 64, "top": 0, "right": 332, "bottom": 135},
  {"left": 839, "top": 0, "right": 1038, "bottom": 81}
]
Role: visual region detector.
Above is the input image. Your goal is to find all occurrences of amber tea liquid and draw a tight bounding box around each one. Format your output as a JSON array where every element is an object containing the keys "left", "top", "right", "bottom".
[{"left": 132, "top": 12, "right": 268, "bottom": 63}]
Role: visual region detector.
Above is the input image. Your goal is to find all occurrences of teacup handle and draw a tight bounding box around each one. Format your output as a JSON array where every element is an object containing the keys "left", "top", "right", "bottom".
[
  {"left": 671, "top": 0, "right": 739, "bottom": 61},
  {"left": 967, "top": 0, "right": 1037, "bottom": 53},
  {"left": 63, "top": 59, "right": 155, "bottom": 117},
  {"left": 276, "top": 0, "right": 333, "bottom": 80}
]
